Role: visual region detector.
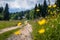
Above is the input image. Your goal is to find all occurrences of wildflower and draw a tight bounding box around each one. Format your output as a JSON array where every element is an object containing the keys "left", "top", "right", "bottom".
[
  {"left": 38, "top": 28, "right": 45, "bottom": 34},
  {"left": 48, "top": 5, "right": 51, "bottom": 8},
  {"left": 53, "top": 4, "right": 57, "bottom": 8},
  {"left": 14, "top": 30, "right": 21, "bottom": 35},
  {"left": 17, "top": 22, "right": 22, "bottom": 26},
  {"left": 38, "top": 19, "right": 46, "bottom": 25},
  {"left": 36, "top": 9, "right": 40, "bottom": 12}
]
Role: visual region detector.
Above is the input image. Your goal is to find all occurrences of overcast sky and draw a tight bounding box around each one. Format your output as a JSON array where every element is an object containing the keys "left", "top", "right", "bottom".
[{"left": 0, "top": 0, "right": 56, "bottom": 13}]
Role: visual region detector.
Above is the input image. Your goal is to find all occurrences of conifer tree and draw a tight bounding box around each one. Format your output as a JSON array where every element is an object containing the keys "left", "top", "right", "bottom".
[
  {"left": 26, "top": 10, "right": 30, "bottom": 20},
  {"left": 56, "top": 0, "right": 60, "bottom": 8},
  {"left": 38, "top": 3, "right": 41, "bottom": 17},
  {"left": 0, "top": 7, "right": 3, "bottom": 20},
  {"left": 42, "top": 0, "right": 48, "bottom": 17},
  {"left": 4, "top": 3, "right": 9, "bottom": 20},
  {"left": 0, "top": 7, "right": 3, "bottom": 13},
  {"left": 34, "top": 4, "right": 37, "bottom": 18}
]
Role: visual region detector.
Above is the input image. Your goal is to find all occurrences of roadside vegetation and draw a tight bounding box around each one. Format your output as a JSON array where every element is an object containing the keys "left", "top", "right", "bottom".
[
  {"left": 29, "top": 13, "right": 60, "bottom": 40},
  {"left": 0, "top": 28, "right": 20, "bottom": 40},
  {"left": 0, "top": 20, "right": 23, "bottom": 29},
  {"left": 0, "top": 0, "right": 60, "bottom": 40}
]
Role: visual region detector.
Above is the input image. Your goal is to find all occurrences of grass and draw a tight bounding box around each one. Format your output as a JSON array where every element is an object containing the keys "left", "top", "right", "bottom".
[
  {"left": 0, "top": 19, "right": 25, "bottom": 40},
  {"left": 0, "top": 28, "right": 20, "bottom": 40},
  {"left": 29, "top": 13, "right": 60, "bottom": 40},
  {"left": 0, "top": 20, "right": 24, "bottom": 29}
]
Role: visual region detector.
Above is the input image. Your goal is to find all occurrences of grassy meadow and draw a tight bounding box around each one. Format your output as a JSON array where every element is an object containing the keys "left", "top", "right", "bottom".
[
  {"left": 0, "top": 20, "right": 24, "bottom": 29},
  {"left": 0, "top": 28, "right": 20, "bottom": 40},
  {"left": 0, "top": 19, "right": 25, "bottom": 40},
  {"left": 29, "top": 13, "right": 60, "bottom": 40}
]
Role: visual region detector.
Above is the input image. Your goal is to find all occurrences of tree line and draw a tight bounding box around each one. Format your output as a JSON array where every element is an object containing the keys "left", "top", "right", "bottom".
[
  {"left": 26, "top": 0, "right": 60, "bottom": 20},
  {"left": 0, "top": 0, "right": 60, "bottom": 20},
  {"left": 0, "top": 3, "right": 9, "bottom": 20}
]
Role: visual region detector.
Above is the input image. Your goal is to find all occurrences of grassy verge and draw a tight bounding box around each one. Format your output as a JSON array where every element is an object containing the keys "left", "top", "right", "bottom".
[
  {"left": 0, "top": 28, "right": 20, "bottom": 40},
  {"left": 0, "top": 20, "right": 24, "bottom": 29},
  {"left": 29, "top": 13, "right": 60, "bottom": 40}
]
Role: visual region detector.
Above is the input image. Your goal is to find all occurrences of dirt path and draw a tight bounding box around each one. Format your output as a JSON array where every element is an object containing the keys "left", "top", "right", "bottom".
[
  {"left": 7, "top": 23, "right": 33, "bottom": 40},
  {"left": 0, "top": 25, "right": 23, "bottom": 34}
]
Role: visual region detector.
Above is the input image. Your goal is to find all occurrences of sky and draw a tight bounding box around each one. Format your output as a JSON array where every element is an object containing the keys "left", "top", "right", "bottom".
[{"left": 0, "top": 0, "right": 56, "bottom": 13}]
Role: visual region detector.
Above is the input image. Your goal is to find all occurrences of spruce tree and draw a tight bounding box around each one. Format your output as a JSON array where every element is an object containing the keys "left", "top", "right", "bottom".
[
  {"left": 38, "top": 3, "right": 41, "bottom": 17},
  {"left": 34, "top": 4, "right": 37, "bottom": 19},
  {"left": 42, "top": 0, "right": 48, "bottom": 17},
  {"left": 56, "top": 0, "right": 60, "bottom": 8},
  {"left": 0, "top": 7, "right": 3, "bottom": 20},
  {"left": 26, "top": 10, "right": 30, "bottom": 20},
  {"left": 0, "top": 7, "right": 3, "bottom": 13},
  {"left": 4, "top": 3, "right": 9, "bottom": 20}
]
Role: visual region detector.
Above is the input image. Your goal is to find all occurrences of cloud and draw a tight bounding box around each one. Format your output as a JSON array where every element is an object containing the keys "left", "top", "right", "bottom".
[
  {"left": 0, "top": 0, "right": 42, "bottom": 9},
  {"left": 0, "top": 0, "right": 55, "bottom": 12},
  {"left": 0, "top": 0, "right": 56, "bottom": 8}
]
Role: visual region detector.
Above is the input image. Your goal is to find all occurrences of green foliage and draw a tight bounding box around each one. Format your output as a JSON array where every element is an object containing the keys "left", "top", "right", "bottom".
[
  {"left": 0, "top": 7, "right": 4, "bottom": 20},
  {"left": 10, "top": 11, "right": 25, "bottom": 20},
  {"left": 0, "top": 13, "right": 3, "bottom": 20},
  {"left": 0, "top": 7, "right": 3, "bottom": 13},
  {"left": 29, "top": 9, "right": 34, "bottom": 20},
  {"left": 11, "top": 14, "right": 18, "bottom": 20},
  {"left": 25, "top": 10, "right": 30, "bottom": 20}
]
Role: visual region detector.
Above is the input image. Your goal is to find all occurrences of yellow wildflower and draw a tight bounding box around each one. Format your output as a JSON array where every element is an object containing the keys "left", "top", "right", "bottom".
[
  {"left": 17, "top": 22, "right": 22, "bottom": 26},
  {"left": 38, "top": 19, "right": 46, "bottom": 25},
  {"left": 36, "top": 9, "right": 40, "bottom": 12},
  {"left": 38, "top": 28, "right": 45, "bottom": 34},
  {"left": 14, "top": 30, "right": 21, "bottom": 35},
  {"left": 48, "top": 5, "right": 51, "bottom": 8},
  {"left": 53, "top": 4, "right": 57, "bottom": 8}
]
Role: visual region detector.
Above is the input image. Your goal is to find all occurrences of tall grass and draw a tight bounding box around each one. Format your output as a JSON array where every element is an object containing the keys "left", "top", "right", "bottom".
[
  {"left": 0, "top": 20, "right": 24, "bottom": 29},
  {"left": 29, "top": 13, "right": 60, "bottom": 40},
  {"left": 0, "top": 28, "right": 20, "bottom": 40}
]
